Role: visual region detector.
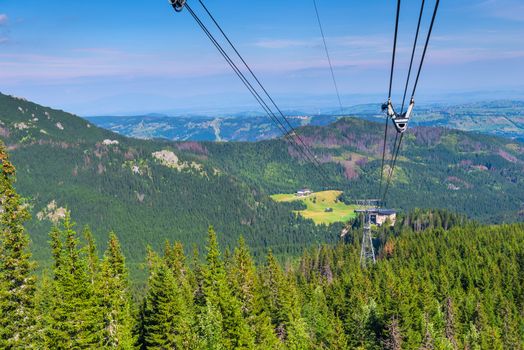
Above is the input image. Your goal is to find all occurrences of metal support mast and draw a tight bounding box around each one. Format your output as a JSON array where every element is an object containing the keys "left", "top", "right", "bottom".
[
  {"left": 360, "top": 209, "right": 376, "bottom": 267},
  {"left": 355, "top": 199, "right": 380, "bottom": 267}
]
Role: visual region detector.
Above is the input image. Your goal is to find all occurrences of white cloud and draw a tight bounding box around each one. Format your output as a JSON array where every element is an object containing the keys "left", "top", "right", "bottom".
[
  {"left": 254, "top": 39, "right": 311, "bottom": 49},
  {"left": 254, "top": 35, "right": 390, "bottom": 52},
  {"left": 0, "top": 14, "right": 8, "bottom": 26},
  {"left": 478, "top": 0, "right": 524, "bottom": 21}
]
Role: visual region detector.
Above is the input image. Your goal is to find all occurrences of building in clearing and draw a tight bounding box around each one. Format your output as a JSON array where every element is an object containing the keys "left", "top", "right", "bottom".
[
  {"left": 355, "top": 209, "right": 397, "bottom": 227},
  {"left": 370, "top": 209, "right": 397, "bottom": 226},
  {"left": 296, "top": 188, "right": 312, "bottom": 197}
]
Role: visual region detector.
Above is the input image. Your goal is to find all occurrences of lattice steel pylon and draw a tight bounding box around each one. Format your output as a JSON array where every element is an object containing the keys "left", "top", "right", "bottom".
[
  {"left": 354, "top": 199, "right": 380, "bottom": 267},
  {"left": 360, "top": 209, "right": 376, "bottom": 267}
]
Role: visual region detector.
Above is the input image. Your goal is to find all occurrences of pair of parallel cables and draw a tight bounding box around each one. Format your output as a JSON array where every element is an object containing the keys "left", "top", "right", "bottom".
[
  {"left": 311, "top": 0, "right": 440, "bottom": 205},
  {"left": 169, "top": 0, "right": 440, "bottom": 199},
  {"left": 378, "top": 0, "right": 440, "bottom": 205},
  {"left": 170, "top": 0, "right": 332, "bottom": 183}
]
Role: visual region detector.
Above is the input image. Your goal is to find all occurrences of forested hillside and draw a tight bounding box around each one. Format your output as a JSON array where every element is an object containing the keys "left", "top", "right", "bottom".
[
  {"left": 0, "top": 93, "right": 339, "bottom": 277},
  {"left": 1, "top": 147, "right": 523, "bottom": 348},
  {"left": 203, "top": 118, "right": 524, "bottom": 222},
  {"left": 1, "top": 92, "right": 524, "bottom": 279}
]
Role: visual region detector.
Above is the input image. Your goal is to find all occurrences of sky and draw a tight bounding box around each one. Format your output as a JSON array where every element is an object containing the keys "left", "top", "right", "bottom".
[{"left": 0, "top": 0, "right": 523, "bottom": 116}]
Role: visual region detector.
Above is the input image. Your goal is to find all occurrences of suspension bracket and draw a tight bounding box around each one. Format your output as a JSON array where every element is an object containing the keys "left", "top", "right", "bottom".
[
  {"left": 382, "top": 98, "right": 414, "bottom": 134},
  {"left": 170, "top": 0, "right": 186, "bottom": 12}
]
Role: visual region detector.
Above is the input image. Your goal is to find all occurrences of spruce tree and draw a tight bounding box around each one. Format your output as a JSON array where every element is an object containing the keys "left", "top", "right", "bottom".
[
  {"left": 444, "top": 297, "right": 458, "bottom": 350},
  {"left": 384, "top": 316, "right": 402, "bottom": 350},
  {"left": 33, "top": 271, "right": 53, "bottom": 348},
  {"left": 201, "top": 227, "right": 254, "bottom": 349},
  {"left": 198, "top": 300, "right": 226, "bottom": 350},
  {"left": 229, "top": 237, "right": 280, "bottom": 349},
  {"left": 141, "top": 251, "right": 194, "bottom": 349},
  {"left": 46, "top": 214, "right": 104, "bottom": 348},
  {"left": 0, "top": 141, "right": 37, "bottom": 348},
  {"left": 262, "top": 250, "right": 310, "bottom": 348},
  {"left": 164, "top": 241, "right": 195, "bottom": 307},
  {"left": 84, "top": 226, "right": 99, "bottom": 285},
  {"left": 99, "top": 232, "right": 135, "bottom": 348},
  {"left": 303, "top": 285, "right": 345, "bottom": 349}
]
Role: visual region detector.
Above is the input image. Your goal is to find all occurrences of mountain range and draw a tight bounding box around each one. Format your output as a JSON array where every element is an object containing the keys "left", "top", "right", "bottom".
[
  {"left": 87, "top": 100, "right": 524, "bottom": 142},
  {"left": 1, "top": 92, "right": 523, "bottom": 279}
]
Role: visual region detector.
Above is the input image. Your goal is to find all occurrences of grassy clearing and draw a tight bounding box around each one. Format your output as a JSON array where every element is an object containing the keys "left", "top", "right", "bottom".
[{"left": 271, "top": 190, "right": 359, "bottom": 225}]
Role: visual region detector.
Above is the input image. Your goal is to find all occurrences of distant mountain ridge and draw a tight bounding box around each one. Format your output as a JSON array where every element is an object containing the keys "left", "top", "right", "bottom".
[
  {"left": 87, "top": 114, "right": 339, "bottom": 142},
  {"left": 87, "top": 100, "right": 524, "bottom": 142}
]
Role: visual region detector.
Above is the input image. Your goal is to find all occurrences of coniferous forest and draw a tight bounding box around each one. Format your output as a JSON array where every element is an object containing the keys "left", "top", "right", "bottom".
[{"left": 2, "top": 141, "right": 523, "bottom": 349}]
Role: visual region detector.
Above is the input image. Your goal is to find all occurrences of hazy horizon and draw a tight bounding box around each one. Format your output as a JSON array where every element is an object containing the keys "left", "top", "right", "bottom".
[{"left": 1, "top": 0, "right": 524, "bottom": 116}]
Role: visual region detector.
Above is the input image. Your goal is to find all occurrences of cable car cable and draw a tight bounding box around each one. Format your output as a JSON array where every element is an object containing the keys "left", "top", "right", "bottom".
[
  {"left": 378, "top": 0, "right": 401, "bottom": 200},
  {"left": 313, "top": 0, "right": 343, "bottom": 115},
  {"left": 400, "top": 0, "right": 425, "bottom": 114},
  {"left": 388, "top": 0, "right": 402, "bottom": 100},
  {"left": 196, "top": 0, "right": 326, "bottom": 172},
  {"left": 381, "top": 0, "right": 440, "bottom": 203},
  {"left": 411, "top": 0, "right": 440, "bottom": 99},
  {"left": 185, "top": 4, "right": 322, "bottom": 170}
]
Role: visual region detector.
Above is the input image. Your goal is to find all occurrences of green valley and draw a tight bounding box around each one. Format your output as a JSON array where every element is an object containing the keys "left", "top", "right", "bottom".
[{"left": 271, "top": 190, "right": 359, "bottom": 225}]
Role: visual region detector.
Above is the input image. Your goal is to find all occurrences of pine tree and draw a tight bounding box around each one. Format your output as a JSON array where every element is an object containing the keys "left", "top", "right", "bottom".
[
  {"left": 201, "top": 227, "right": 254, "bottom": 349},
  {"left": 141, "top": 251, "right": 194, "bottom": 349},
  {"left": 384, "top": 316, "right": 402, "bottom": 350},
  {"left": 444, "top": 297, "right": 458, "bottom": 350},
  {"left": 84, "top": 226, "right": 99, "bottom": 285},
  {"left": 0, "top": 141, "right": 37, "bottom": 348},
  {"left": 46, "top": 214, "right": 104, "bottom": 348},
  {"left": 262, "top": 250, "right": 310, "bottom": 348},
  {"left": 99, "top": 232, "right": 135, "bottom": 348},
  {"left": 229, "top": 237, "right": 280, "bottom": 349}
]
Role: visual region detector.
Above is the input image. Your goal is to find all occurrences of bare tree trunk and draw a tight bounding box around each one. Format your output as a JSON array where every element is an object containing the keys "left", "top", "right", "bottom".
[
  {"left": 384, "top": 316, "right": 402, "bottom": 350},
  {"left": 444, "top": 297, "right": 458, "bottom": 349}
]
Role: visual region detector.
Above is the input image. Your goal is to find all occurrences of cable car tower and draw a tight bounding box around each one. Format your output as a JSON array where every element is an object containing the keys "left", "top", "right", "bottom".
[{"left": 354, "top": 199, "right": 381, "bottom": 267}]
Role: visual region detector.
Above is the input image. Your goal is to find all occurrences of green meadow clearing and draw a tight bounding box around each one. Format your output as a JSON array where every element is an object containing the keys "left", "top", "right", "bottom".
[{"left": 271, "top": 190, "right": 359, "bottom": 225}]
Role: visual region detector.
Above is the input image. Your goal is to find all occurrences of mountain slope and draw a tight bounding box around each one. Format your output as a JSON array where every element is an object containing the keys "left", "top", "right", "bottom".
[
  {"left": 0, "top": 93, "right": 338, "bottom": 277},
  {"left": 198, "top": 117, "right": 524, "bottom": 222}
]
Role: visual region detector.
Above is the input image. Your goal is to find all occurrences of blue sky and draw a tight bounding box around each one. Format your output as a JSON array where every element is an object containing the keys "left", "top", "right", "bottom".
[{"left": 1, "top": 0, "right": 523, "bottom": 115}]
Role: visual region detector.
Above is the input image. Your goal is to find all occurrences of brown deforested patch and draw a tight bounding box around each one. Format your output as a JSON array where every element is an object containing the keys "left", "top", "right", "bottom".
[
  {"left": 472, "top": 165, "right": 488, "bottom": 171},
  {"left": 0, "top": 126, "right": 10, "bottom": 137},
  {"left": 124, "top": 149, "right": 137, "bottom": 160},
  {"left": 412, "top": 126, "right": 444, "bottom": 147},
  {"left": 498, "top": 149, "right": 518, "bottom": 163},
  {"left": 339, "top": 160, "right": 359, "bottom": 179},
  {"left": 383, "top": 240, "right": 395, "bottom": 258},
  {"left": 176, "top": 141, "right": 208, "bottom": 155},
  {"left": 97, "top": 163, "right": 106, "bottom": 174},
  {"left": 447, "top": 176, "right": 472, "bottom": 189}
]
